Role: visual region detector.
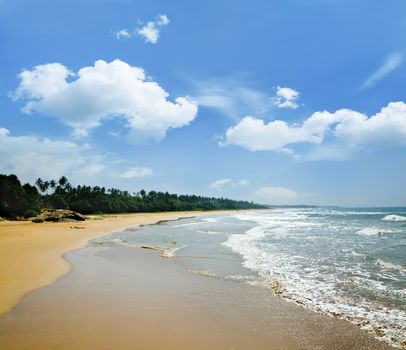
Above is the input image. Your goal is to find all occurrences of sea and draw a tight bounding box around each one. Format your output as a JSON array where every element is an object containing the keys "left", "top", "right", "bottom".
[{"left": 98, "top": 207, "right": 406, "bottom": 348}]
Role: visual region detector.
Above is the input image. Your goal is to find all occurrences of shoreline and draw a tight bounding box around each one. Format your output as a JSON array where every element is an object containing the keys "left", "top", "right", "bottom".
[
  {"left": 0, "top": 223, "right": 393, "bottom": 349},
  {"left": 0, "top": 209, "right": 399, "bottom": 349},
  {"left": 0, "top": 210, "right": 241, "bottom": 317}
]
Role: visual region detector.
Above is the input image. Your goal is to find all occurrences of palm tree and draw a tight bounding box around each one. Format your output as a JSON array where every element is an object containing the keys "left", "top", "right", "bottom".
[
  {"left": 35, "top": 178, "right": 48, "bottom": 194},
  {"left": 58, "top": 176, "right": 68, "bottom": 188},
  {"left": 43, "top": 181, "right": 50, "bottom": 194},
  {"left": 50, "top": 179, "right": 57, "bottom": 190},
  {"left": 35, "top": 178, "right": 43, "bottom": 190}
]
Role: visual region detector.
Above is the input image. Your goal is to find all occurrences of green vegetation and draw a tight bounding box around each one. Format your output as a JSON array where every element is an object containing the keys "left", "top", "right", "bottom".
[
  {"left": 0, "top": 174, "right": 265, "bottom": 218},
  {"left": 0, "top": 174, "right": 42, "bottom": 217}
]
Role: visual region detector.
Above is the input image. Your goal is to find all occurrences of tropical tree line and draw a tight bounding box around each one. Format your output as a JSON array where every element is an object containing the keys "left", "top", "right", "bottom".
[{"left": 0, "top": 174, "right": 266, "bottom": 218}]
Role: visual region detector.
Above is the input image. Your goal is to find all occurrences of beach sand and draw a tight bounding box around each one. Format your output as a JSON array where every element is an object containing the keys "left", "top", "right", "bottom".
[
  {"left": 0, "top": 211, "right": 208, "bottom": 317},
  {"left": 0, "top": 212, "right": 395, "bottom": 349},
  {"left": 0, "top": 242, "right": 394, "bottom": 349}
]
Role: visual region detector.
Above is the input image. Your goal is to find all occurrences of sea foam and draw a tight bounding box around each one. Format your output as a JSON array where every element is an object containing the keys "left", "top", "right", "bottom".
[
  {"left": 225, "top": 208, "right": 406, "bottom": 348},
  {"left": 382, "top": 214, "right": 406, "bottom": 221},
  {"left": 356, "top": 227, "right": 384, "bottom": 236},
  {"left": 376, "top": 259, "right": 404, "bottom": 271}
]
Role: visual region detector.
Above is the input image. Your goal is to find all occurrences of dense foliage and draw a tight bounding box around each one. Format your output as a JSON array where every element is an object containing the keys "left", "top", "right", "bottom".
[
  {"left": 0, "top": 174, "right": 265, "bottom": 218},
  {"left": 0, "top": 174, "right": 42, "bottom": 217}
]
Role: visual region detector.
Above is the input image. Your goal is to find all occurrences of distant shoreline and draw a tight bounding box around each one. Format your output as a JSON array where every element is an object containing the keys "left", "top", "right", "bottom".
[{"left": 0, "top": 210, "right": 246, "bottom": 317}]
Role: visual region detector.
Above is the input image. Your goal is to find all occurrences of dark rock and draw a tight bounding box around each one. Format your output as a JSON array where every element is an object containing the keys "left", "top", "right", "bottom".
[
  {"left": 30, "top": 209, "right": 86, "bottom": 223},
  {"left": 31, "top": 217, "right": 45, "bottom": 223}
]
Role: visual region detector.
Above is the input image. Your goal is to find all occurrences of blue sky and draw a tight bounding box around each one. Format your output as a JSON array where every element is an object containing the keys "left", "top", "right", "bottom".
[{"left": 1, "top": 0, "right": 406, "bottom": 206}]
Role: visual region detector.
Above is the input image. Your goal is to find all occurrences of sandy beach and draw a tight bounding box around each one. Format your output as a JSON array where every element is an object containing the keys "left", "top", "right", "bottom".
[
  {"left": 0, "top": 211, "right": 210, "bottom": 317},
  {"left": 0, "top": 211, "right": 396, "bottom": 350},
  {"left": 0, "top": 234, "right": 393, "bottom": 350}
]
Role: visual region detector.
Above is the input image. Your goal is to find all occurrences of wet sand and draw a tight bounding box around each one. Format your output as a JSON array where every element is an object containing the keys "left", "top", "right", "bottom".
[
  {"left": 0, "top": 239, "right": 394, "bottom": 349},
  {"left": 0, "top": 211, "right": 214, "bottom": 317}
]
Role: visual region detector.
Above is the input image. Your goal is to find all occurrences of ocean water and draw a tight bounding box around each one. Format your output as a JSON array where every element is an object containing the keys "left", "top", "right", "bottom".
[{"left": 98, "top": 208, "right": 406, "bottom": 348}]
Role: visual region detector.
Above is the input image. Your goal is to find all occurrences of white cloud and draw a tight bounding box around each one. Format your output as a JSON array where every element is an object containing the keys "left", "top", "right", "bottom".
[
  {"left": 114, "top": 15, "right": 169, "bottom": 44},
  {"left": 254, "top": 186, "right": 313, "bottom": 205},
  {"left": 14, "top": 63, "right": 72, "bottom": 102},
  {"left": 137, "top": 14, "right": 170, "bottom": 44},
  {"left": 210, "top": 178, "right": 232, "bottom": 190},
  {"left": 0, "top": 127, "right": 89, "bottom": 180},
  {"left": 156, "top": 14, "right": 170, "bottom": 26},
  {"left": 274, "top": 86, "right": 299, "bottom": 109},
  {"left": 362, "top": 52, "right": 403, "bottom": 89},
  {"left": 193, "top": 81, "right": 299, "bottom": 119},
  {"left": 0, "top": 128, "right": 152, "bottom": 184},
  {"left": 137, "top": 22, "right": 160, "bottom": 44},
  {"left": 115, "top": 29, "right": 130, "bottom": 39},
  {"left": 222, "top": 101, "right": 406, "bottom": 156},
  {"left": 13, "top": 59, "right": 198, "bottom": 142},
  {"left": 222, "top": 115, "right": 325, "bottom": 151},
  {"left": 118, "top": 166, "right": 153, "bottom": 179},
  {"left": 193, "top": 79, "right": 272, "bottom": 120},
  {"left": 210, "top": 178, "right": 250, "bottom": 190}
]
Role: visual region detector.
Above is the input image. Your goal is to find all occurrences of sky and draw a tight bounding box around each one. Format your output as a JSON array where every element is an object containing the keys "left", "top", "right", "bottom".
[{"left": 1, "top": 0, "right": 406, "bottom": 207}]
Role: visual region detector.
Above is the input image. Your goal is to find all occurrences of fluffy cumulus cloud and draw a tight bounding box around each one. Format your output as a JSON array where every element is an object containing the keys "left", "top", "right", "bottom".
[
  {"left": 210, "top": 178, "right": 250, "bottom": 190},
  {"left": 274, "top": 86, "right": 299, "bottom": 109},
  {"left": 137, "top": 14, "right": 170, "bottom": 44},
  {"left": 223, "top": 102, "right": 406, "bottom": 156},
  {"left": 223, "top": 116, "right": 321, "bottom": 151},
  {"left": 115, "top": 15, "right": 169, "bottom": 44},
  {"left": 254, "top": 186, "right": 313, "bottom": 205},
  {"left": 13, "top": 59, "right": 198, "bottom": 142},
  {"left": 0, "top": 128, "right": 153, "bottom": 184}
]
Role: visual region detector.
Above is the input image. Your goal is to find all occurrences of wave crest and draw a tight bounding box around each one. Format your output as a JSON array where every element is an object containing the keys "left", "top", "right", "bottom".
[
  {"left": 382, "top": 214, "right": 406, "bottom": 221},
  {"left": 356, "top": 227, "right": 384, "bottom": 236}
]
